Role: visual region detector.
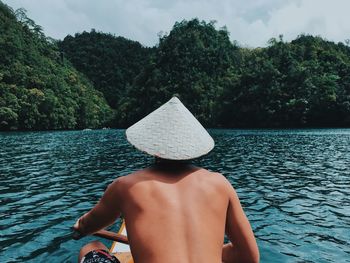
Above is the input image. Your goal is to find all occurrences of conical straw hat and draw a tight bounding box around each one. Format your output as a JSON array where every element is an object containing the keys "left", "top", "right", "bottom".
[{"left": 126, "top": 97, "right": 214, "bottom": 160}]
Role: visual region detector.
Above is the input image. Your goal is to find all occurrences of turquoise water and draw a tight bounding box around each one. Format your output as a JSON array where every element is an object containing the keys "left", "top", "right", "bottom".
[{"left": 0, "top": 129, "right": 349, "bottom": 263}]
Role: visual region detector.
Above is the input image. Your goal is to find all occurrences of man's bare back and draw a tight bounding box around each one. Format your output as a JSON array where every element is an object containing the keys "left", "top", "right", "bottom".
[
  {"left": 74, "top": 97, "right": 259, "bottom": 263},
  {"left": 76, "top": 163, "right": 259, "bottom": 263}
]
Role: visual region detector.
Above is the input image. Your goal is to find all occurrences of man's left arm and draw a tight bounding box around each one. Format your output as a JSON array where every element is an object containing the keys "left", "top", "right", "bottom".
[{"left": 73, "top": 179, "right": 122, "bottom": 236}]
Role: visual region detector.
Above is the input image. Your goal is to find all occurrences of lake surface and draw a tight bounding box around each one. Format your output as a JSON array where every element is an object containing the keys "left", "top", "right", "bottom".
[{"left": 0, "top": 129, "right": 349, "bottom": 263}]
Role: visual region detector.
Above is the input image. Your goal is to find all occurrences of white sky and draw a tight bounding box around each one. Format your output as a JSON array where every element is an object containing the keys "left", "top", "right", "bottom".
[{"left": 3, "top": 0, "right": 350, "bottom": 47}]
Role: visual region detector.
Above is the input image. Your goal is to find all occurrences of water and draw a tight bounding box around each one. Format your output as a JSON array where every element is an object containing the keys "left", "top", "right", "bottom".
[{"left": 0, "top": 129, "right": 349, "bottom": 263}]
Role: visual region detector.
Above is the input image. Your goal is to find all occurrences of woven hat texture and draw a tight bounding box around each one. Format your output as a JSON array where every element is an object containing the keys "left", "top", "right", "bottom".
[{"left": 126, "top": 97, "right": 214, "bottom": 160}]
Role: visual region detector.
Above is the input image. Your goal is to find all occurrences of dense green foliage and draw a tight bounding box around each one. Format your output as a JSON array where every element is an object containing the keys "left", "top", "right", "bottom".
[
  {"left": 0, "top": 2, "right": 112, "bottom": 130},
  {"left": 117, "top": 20, "right": 240, "bottom": 126},
  {"left": 2, "top": 0, "right": 350, "bottom": 129},
  {"left": 58, "top": 31, "right": 153, "bottom": 109},
  {"left": 61, "top": 19, "right": 350, "bottom": 127},
  {"left": 219, "top": 35, "right": 350, "bottom": 127}
]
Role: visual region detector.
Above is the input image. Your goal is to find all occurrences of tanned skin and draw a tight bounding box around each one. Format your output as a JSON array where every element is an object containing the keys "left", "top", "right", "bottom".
[{"left": 74, "top": 161, "right": 259, "bottom": 263}]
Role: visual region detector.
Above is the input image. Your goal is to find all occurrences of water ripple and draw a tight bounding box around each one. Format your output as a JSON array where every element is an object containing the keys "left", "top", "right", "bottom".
[{"left": 1, "top": 129, "right": 350, "bottom": 262}]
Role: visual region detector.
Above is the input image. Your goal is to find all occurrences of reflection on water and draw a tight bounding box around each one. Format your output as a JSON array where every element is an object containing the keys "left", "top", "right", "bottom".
[{"left": 0, "top": 129, "right": 349, "bottom": 262}]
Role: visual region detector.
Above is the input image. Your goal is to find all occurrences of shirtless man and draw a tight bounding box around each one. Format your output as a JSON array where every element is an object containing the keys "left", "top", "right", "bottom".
[{"left": 73, "top": 97, "right": 259, "bottom": 263}]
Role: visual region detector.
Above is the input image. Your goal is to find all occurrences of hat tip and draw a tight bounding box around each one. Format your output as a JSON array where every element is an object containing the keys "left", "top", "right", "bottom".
[{"left": 170, "top": 96, "right": 181, "bottom": 103}]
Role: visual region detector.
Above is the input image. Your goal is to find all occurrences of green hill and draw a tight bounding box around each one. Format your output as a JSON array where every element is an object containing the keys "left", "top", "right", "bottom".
[
  {"left": 219, "top": 35, "right": 350, "bottom": 127},
  {"left": 2, "top": 0, "right": 350, "bottom": 129},
  {"left": 116, "top": 19, "right": 240, "bottom": 127},
  {"left": 0, "top": 2, "right": 113, "bottom": 130},
  {"left": 58, "top": 31, "right": 154, "bottom": 109},
  {"left": 60, "top": 19, "right": 350, "bottom": 128}
]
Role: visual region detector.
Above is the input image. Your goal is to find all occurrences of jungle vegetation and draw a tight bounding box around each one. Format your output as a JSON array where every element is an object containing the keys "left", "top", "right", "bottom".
[
  {"left": 0, "top": 2, "right": 112, "bottom": 130},
  {"left": 1, "top": 1, "right": 350, "bottom": 130}
]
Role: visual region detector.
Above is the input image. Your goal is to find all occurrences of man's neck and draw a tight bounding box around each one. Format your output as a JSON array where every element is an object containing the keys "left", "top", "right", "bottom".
[{"left": 153, "top": 158, "right": 192, "bottom": 173}]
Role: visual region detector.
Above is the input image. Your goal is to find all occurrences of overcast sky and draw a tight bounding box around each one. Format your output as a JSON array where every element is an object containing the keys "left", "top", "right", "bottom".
[{"left": 4, "top": 0, "right": 350, "bottom": 47}]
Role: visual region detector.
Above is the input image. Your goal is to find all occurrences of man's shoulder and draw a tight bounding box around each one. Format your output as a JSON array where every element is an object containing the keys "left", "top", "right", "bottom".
[
  {"left": 113, "top": 169, "right": 148, "bottom": 185},
  {"left": 211, "top": 171, "right": 238, "bottom": 194},
  {"left": 192, "top": 168, "right": 232, "bottom": 189},
  {"left": 199, "top": 169, "right": 229, "bottom": 182}
]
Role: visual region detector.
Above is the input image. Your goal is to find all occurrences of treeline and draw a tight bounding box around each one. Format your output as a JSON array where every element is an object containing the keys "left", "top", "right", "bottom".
[
  {"left": 60, "top": 20, "right": 350, "bottom": 128},
  {"left": 219, "top": 35, "right": 350, "bottom": 127},
  {"left": 0, "top": 2, "right": 112, "bottom": 131},
  {"left": 1, "top": 0, "right": 350, "bottom": 130}
]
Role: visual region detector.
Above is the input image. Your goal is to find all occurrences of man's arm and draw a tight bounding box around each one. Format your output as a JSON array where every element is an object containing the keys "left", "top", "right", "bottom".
[
  {"left": 222, "top": 180, "right": 259, "bottom": 263},
  {"left": 73, "top": 179, "right": 122, "bottom": 236}
]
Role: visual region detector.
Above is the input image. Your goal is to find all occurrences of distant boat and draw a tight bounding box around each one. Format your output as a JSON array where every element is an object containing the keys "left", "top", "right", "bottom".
[{"left": 83, "top": 128, "right": 92, "bottom": 131}]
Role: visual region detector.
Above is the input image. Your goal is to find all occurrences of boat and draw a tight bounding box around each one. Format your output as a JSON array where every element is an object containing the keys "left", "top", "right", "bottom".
[{"left": 110, "top": 221, "right": 133, "bottom": 263}]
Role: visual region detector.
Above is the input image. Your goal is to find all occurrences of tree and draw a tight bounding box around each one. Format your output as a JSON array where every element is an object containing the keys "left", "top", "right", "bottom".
[{"left": 0, "top": 2, "right": 113, "bottom": 130}]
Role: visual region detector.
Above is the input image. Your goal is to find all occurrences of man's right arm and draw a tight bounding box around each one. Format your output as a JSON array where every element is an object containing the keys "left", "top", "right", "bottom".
[
  {"left": 73, "top": 178, "right": 123, "bottom": 236},
  {"left": 222, "top": 180, "right": 259, "bottom": 263}
]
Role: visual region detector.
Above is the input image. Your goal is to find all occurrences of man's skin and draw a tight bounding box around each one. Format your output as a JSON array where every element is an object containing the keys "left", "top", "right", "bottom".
[{"left": 75, "top": 162, "right": 259, "bottom": 263}]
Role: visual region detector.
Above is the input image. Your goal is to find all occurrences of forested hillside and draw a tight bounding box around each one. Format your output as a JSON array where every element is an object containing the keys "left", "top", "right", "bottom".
[
  {"left": 58, "top": 31, "right": 154, "bottom": 109},
  {"left": 218, "top": 35, "right": 350, "bottom": 127},
  {"left": 115, "top": 20, "right": 240, "bottom": 126},
  {"left": 2, "top": 0, "right": 350, "bottom": 130},
  {"left": 0, "top": 2, "right": 112, "bottom": 130},
  {"left": 61, "top": 20, "right": 350, "bottom": 128}
]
